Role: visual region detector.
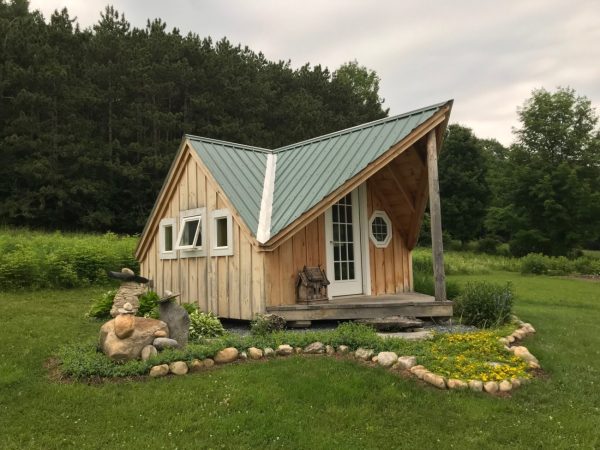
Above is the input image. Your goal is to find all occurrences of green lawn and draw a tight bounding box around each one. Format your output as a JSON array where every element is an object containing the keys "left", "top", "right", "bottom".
[{"left": 1, "top": 273, "right": 599, "bottom": 449}]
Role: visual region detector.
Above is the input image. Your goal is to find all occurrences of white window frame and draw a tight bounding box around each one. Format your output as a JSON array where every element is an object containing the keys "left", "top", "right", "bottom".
[
  {"left": 177, "top": 207, "right": 206, "bottom": 258},
  {"left": 210, "top": 209, "right": 233, "bottom": 257},
  {"left": 369, "top": 210, "right": 392, "bottom": 248},
  {"left": 159, "top": 218, "right": 177, "bottom": 260}
]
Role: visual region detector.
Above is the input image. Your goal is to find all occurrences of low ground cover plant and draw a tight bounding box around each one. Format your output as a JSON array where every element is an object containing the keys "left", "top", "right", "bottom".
[
  {"left": 57, "top": 321, "right": 528, "bottom": 382},
  {"left": 250, "top": 313, "right": 287, "bottom": 335}
]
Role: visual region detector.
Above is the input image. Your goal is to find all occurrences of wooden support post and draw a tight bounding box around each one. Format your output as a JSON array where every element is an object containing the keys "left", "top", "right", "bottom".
[{"left": 426, "top": 130, "right": 446, "bottom": 302}]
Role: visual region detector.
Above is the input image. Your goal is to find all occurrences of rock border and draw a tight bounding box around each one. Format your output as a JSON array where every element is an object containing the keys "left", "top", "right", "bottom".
[{"left": 148, "top": 319, "right": 540, "bottom": 396}]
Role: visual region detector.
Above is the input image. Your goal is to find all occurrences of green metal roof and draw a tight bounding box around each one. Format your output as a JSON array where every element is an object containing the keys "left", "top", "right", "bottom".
[
  {"left": 185, "top": 101, "right": 449, "bottom": 243},
  {"left": 187, "top": 136, "right": 269, "bottom": 235}
]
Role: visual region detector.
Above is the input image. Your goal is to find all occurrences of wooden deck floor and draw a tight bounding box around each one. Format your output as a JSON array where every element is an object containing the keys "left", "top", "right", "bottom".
[{"left": 266, "top": 293, "right": 453, "bottom": 321}]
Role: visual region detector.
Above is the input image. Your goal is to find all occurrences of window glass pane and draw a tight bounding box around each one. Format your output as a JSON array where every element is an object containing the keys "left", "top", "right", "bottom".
[
  {"left": 216, "top": 217, "right": 228, "bottom": 247},
  {"left": 180, "top": 218, "right": 200, "bottom": 246},
  {"left": 341, "top": 262, "right": 348, "bottom": 280},
  {"left": 334, "top": 262, "right": 341, "bottom": 280},
  {"left": 164, "top": 225, "right": 173, "bottom": 251},
  {"left": 372, "top": 216, "right": 389, "bottom": 243},
  {"left": 348, "top": 262, "right": 355, "bottom": 279}
]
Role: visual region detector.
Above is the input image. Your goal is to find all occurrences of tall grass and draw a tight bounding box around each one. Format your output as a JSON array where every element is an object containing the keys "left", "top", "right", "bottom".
[
  {"left": 0, "top": 228, "right": 138, "bottom": 290},
  {"left": 412, "top": 247, "right": 520, "bottom": 275}
]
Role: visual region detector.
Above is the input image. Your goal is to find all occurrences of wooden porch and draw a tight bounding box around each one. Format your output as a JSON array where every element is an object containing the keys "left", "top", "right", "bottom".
[{"left": 266, "top": 293, "right": 453, "bottom": 321}]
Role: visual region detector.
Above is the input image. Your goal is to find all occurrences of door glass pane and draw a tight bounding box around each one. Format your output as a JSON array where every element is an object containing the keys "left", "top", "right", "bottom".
[{"left": 331, "top": 193, "right": 356, "bottom": 282}]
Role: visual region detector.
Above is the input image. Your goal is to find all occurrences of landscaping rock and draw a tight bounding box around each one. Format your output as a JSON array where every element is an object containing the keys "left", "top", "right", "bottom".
[
  {"left": 169, "top": 361, "right": 188, "bottom": 375},
  {"left": 409, "top": 364, "right": 426, "bottom": 373},
  {"left": 240, "top": 351, "right": 248, "bottom": 360},
  {"left": 303, "top": 342, "right": 325, "bottom": 354},
  {"left": 100, "top": 317, "right": 169, "bottom": 361},
  {"left": 499, "top": 380, "right": 512, "bottom": 392},
  {"left": 203, "top": 358, "right": 215, "bottom": 367},
  {"left": 468, "top": 380, "right": 483, "bottom": 392},
  {"left": 247, "top": 347, "right": 263, "bottom": 360},
  {"left": 276, "top": 344, "right": 293, "bottom": 356},
  {"left": 498, "top": 337, "right": 509, "bottom": 345},
  {"left": 423, "top": 373, "right": 446, "bottom": 389},
  {"left": 114, "top": 313, "right": 136, "bottom": 339},
  {"left": 189, "top": 359, "right": 204, "bottom": 372},
  {"left": 523, "top": 323, "right": 536, "bottom": 333},
  {"left": 214, "top": 347, "right": 239, "bottom": 364},
  {"left": 357, "top": 316, "right": 423, "bottom": 332},
  {"left": 512, "top": 330, "right": 525, "bottom": 340},
  {"left": 510, "top": 378, "right": 521, "bottom": 389},
  {"left": 507, "top": 335, "right": 515, "bottom": 343},
  {"left": 396, "top": 356, "right": 417, "bottom": 370},
  {"left": 140, "top": 345, "right": 158, "bottom": 361},
  {"left": 294, "top": 347, "right": 303, "bottom": 354},
  {"left": 326, "top": 345, "right": 335, "bottom": 355},
  {"left": 528, "top": 361, "right": 541, "bottom": 369},
  {"left": 154, "top": 330, "right": 168, "bottom": 338},
  {"left": 448, "top": 378, "right": 469, "bottom": 390},
  {"left": 447, "top": 379, "right": 468, "bottom": 390},
  {"left": 354, "top": 348, "right": 374, "bottom": 361},
  {"left": 153, "top": 337, "right": 179, "bottom": 350},
  {"left": 484, "top": 381, "right": 499, "bottom": 394},
  {"left": 513, "top": 346, "right": 539, "bottom": 364},
  {"left": 264, "top": 348, "right": 275, "bottom": 357},
  {"left": 159, "top": 301, "right": 190, "bottom": 348},
  {"left": 337, "top": 345, "right": 349, "bottom": 354},
  {"left": 149, "top": 364, "right": 169, "bottom": 377},
  {"left": 377, "top": 352, "right": 398, "bottom": 368},
  {"left": 371, "top": 356, "right": 378, "bottom": 363}
]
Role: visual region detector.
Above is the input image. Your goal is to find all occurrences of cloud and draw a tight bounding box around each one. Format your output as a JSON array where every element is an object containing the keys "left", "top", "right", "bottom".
[{"left": 29, "top": 0, "right": 600, "bottom": 146}]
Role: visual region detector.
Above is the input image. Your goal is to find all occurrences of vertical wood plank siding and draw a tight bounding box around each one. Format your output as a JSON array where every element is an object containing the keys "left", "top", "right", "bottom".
[{"left": 138, "top": 151, "right": 265, "bottom": 320}]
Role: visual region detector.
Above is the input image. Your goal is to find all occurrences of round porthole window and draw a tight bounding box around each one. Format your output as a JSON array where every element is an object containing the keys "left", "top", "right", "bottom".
[{"left": 369, "top": 211, "right": 392, "bottom": 248}]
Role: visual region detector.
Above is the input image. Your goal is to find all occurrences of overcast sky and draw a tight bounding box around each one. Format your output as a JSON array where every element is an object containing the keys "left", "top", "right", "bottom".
[{"left": 30, "top": 0, "right": 600, "bottom": 145}]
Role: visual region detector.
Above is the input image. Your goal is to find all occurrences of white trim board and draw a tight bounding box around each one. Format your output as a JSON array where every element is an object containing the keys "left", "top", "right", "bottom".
[{"left": 257, "top": 153, "right": 277, "bottom": 243}]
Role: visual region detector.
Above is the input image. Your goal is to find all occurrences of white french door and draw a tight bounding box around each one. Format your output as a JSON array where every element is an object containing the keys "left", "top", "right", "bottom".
[{"left": 325, "top": 188, "right": 363, "bottom": 297}]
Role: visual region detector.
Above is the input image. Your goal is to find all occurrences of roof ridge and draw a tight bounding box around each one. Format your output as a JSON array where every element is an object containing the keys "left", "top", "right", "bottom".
[
  {"left": 184, "top": 134, "right": 273, "bottom": 153},
  {"left": 273, "top": 101, "right": 449, "bottom": 154}
]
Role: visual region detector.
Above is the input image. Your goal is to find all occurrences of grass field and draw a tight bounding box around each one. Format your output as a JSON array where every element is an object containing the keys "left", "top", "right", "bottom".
[{"left": 1, "top": 272, "right": 599, "bottom": 449}]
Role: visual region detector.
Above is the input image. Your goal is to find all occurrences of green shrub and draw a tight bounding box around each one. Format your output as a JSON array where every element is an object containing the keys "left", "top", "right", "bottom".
[
  {"left": 189, "top": 311, "right": 225, "bottom": 341},
  {"left": 138, "top": 291, "right": 160, "bottom": 318},
  {"left": 87, "top": 289, "right": 117, "bottom": 319},
  {"left": 182, "top": 303, "right": 198, "bottom": 315},
  {"left": 250, "top": 313, "right": 286, "bottom": 336},
  {"left": 0, "top": 228, "right": 138, "bottom": 290},
  {"left": 520, "top": 253, "right": 548, "bottom": 274},
  {"left": 475, "top": 237, "right": 501, "bottom": 255},
  {"left": 455, "top": 281, "right": 513, "bottom": 328}
]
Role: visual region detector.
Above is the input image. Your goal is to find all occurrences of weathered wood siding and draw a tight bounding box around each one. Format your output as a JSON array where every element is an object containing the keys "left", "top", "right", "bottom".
[
  {"left": 264, "top": 214, "right": 327, "bottom": 306},
  {"left": 366, "top": 178, "right": 413, "bottom": 295},
  {"left": 138, "top": 150, "right": 264, "bottom": 320}
]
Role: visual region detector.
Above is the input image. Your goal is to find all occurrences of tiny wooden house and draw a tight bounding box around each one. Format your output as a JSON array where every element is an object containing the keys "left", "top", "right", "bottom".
[{"left": 136, "top": 101, "right": 453, "bottom": 321}]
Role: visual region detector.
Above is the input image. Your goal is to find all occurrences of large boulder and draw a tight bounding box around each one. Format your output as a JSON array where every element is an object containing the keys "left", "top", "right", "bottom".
[
  {"left": 159, "top": 301, "right": 190, "bottom": 347},
  {"left": 100, "top": 317, "right": 169, "bottom": 362},
  {"left": 114, "top": 314, "right": 135, "bottom": 339}
]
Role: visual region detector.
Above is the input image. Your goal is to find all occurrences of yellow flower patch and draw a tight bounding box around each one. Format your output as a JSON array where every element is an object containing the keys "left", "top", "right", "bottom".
[{"left": 420, "top": 330, "right": 530, "bottom": 382}]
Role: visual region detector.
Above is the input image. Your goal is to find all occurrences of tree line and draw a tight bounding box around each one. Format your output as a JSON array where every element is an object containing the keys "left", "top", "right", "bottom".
[
  {"left": 1, "top": 1, "right": 598, "bottom": 256},
  {"left": 0, "top": 1, "right": 386, "bottom": 233},
  {"left": 432, "top": 87, "right": 600, "bottom": 256}
]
